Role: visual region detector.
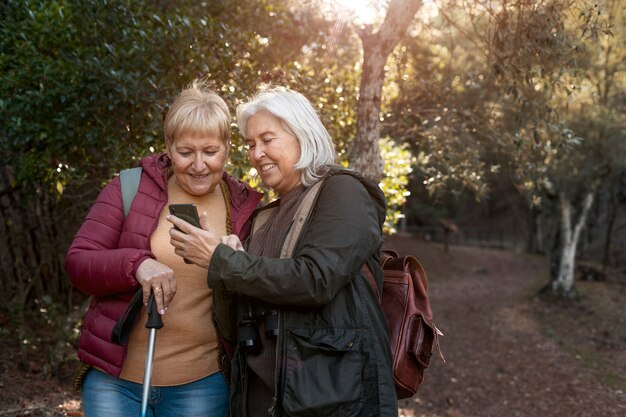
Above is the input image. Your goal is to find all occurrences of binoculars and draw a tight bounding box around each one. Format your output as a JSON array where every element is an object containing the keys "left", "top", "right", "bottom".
[{"left": 237, "top": 309, "right": 279, "bottom": 355}]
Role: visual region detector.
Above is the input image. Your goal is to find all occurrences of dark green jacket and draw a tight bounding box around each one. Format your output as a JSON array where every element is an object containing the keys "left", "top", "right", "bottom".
[{"left": 208, "top": 168, "right": 398, "bottom": 417}]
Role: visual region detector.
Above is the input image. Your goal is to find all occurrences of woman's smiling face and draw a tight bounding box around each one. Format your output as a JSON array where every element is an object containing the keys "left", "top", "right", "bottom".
[
  {"left": 245, "top": 111, "right": 302, "bottom": 195},
  {"left": 167, "top": 131, "right": 228, "bottom": 196}
]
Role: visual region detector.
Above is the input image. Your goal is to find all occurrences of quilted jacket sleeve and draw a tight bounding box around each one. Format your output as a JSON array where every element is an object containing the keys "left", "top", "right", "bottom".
[
  {"left": 65, "top": 178, "right": 153, "bottom": 297},
  {"left": 207, "top": 174, "right": 384, "bottom": 307}
]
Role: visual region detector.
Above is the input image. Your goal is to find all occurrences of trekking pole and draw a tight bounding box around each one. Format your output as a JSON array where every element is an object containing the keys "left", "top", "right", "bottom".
[{"left": 140, "top": 291, "right": 164, "bottom": 417}]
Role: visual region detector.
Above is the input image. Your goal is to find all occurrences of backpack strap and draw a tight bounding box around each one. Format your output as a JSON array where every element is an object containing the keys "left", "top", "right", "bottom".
[
  {"left": 249, "top": 180, "right": 326, "bottom": 258},
  {"left": 280, "top": 180, "right": 325, "bottom": 258},
  {"left": 119, "top": 166, "right": 142, "bottom": 218},
  {"left": 110, "top": 166, "right": 143, "bottom": 346}
]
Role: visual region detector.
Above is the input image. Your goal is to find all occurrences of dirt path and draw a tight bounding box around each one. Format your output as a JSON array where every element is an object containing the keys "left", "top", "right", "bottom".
[{"left": 384, "top": 234, "right": 626, "bottom": 417}]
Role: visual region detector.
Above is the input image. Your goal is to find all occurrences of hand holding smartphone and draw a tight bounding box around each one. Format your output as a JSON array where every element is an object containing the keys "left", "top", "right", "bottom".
[{"left": 168, "top": 204, "right": 201, "bottom": 264}]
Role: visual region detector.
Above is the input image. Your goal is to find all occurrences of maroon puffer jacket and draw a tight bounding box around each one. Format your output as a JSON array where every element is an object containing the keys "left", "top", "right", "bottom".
[{"left": 65, "top": 153, "right": 262, "bottom": 377}]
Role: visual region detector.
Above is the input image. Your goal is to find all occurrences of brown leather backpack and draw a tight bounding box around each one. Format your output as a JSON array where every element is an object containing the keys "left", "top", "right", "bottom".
[{"left": 362, "top": 250, "right": 445, "bottom": 399}]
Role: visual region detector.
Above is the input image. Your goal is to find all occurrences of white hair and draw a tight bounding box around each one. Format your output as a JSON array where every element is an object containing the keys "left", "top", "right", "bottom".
[{"left": 236, "top": 86, "right": 336, "bottom": 187}]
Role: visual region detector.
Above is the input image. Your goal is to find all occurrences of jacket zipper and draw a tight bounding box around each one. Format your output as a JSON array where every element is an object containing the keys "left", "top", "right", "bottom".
[{"left": 269, "top": 309, "right": 284, "bottom": 417}]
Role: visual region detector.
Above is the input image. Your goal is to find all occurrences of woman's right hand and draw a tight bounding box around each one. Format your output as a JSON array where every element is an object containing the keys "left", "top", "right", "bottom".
[{"left": 135, "top": 259, "right": 176, "bottom": 315}]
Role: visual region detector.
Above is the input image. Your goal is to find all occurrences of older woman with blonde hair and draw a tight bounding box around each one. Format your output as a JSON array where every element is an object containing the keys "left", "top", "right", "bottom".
[
  {"left": 65, "top": 82, "right": 262, "bottom": 417},
  {"left": 169, "top": 86, "right": 398, "bottom": 417}
]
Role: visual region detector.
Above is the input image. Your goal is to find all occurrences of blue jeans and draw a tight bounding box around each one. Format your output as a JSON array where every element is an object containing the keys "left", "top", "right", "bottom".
[{"left": 81, "top": 368, "right": 229, "bottom": 417}]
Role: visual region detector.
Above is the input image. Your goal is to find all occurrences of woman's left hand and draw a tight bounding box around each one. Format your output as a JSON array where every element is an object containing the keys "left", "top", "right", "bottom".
[
  {"left": 167, "top": 211, "right": 220, "bottom": 268},
  {"left": 220, "top": 234, "right": 244, "bottom": 251}
]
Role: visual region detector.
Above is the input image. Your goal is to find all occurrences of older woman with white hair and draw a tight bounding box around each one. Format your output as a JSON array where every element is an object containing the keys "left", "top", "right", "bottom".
[{"left": 168, "top": 86, "right": 398, "bottom": 417}]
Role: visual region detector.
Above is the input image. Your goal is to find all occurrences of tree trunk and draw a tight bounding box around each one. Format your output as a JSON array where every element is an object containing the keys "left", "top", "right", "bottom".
[
  {"left": 350, "top": 41, "right": 386, "bottom": 180},
  {"left": 349, "top": 0, "right": 422, "bottom": 181},
  {"left": 549, "top": 189, "right": 596, "bottom": 297}
]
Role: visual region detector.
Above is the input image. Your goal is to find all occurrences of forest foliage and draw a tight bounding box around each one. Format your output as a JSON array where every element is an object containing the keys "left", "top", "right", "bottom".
[{"left": 0, "top": 0, "right": 624, "bottom": 371}]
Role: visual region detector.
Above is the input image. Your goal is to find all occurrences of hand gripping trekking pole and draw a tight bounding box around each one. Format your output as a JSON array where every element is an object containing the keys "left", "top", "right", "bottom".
[{"left": 140, "top": 291, "right": 164, "bottom": 417}]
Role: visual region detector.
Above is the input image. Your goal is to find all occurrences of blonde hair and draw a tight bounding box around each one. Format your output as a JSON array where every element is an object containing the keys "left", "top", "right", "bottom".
[
  {"left": 236, "top": 86, "right": 336, "bottom": 187},
  {"left": 163, "top": 81, "right": 231, "bottom": 149}
]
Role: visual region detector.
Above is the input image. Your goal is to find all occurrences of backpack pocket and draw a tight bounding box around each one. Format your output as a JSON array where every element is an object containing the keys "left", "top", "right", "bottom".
[
  {"left": 407, "top": 314, "right": 434, "bottom": 368},
  {"left": 282, "top": 328, "right": 364, "bottom": 417}
]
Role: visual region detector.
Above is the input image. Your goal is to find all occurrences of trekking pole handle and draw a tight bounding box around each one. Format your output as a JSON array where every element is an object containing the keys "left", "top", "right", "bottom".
[{"left": 146, "top": 291, "right": 164, "bottom": 329}]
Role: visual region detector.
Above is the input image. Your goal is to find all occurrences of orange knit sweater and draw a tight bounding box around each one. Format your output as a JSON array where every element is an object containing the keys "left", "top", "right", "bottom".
[{"left": 120, "top": 176, "right": 227, "bottom": 386}]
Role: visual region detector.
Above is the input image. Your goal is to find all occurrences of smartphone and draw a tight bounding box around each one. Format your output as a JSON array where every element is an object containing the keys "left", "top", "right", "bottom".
[
  {"left": 168, "top": 203, "right": 201, "bottom": 230},
  {"left": 168, "top": 204, "right": 201, "bottom": 264}
]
